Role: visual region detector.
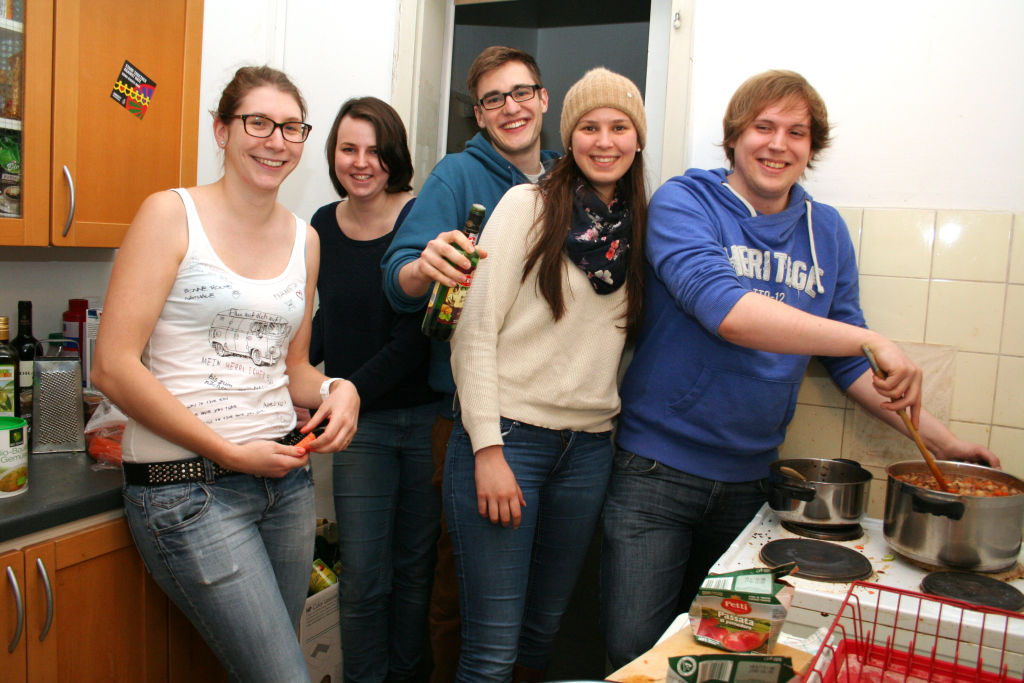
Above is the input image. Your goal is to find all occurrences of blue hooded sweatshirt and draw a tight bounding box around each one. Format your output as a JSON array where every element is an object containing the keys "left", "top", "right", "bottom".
[
  {"left": 381, "top": 132, "right": 560, "bottom": 396},
  {"left": 616, "top": 168, "right": 870, "bottom": 481}
]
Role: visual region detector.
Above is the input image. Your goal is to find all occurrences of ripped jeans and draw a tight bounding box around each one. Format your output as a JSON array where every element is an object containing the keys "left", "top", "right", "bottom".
[{"left": 123, "top": 467, "right": 315, "bottom": 683}]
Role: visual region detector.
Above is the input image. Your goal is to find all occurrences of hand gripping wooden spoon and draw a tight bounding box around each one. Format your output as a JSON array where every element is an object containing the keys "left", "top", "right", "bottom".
[{"left": 861, "top": 343, "right": 953, "bottom": 493}]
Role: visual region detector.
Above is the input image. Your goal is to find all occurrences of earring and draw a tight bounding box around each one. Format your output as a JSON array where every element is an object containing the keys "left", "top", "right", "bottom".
[{"left": 637, "top": 146, "right": 642, "bottom": 152}]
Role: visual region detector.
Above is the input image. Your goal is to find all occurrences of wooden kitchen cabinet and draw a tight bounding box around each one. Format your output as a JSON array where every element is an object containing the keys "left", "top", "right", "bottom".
[
  {"left": 0, "top": 517, "right": 167, "bottom": 682},
  {"left": 1, "top": 515, "right": 227, "bottom": 682},
  {"left": 0, "top": 0, "right": 53, "bottom": 246},
  {"left": 0, "top": 0, "right": 202, "bottom": 247},
  {"left": 167, "top": 602, "right": 228, "bottom": 683},
  {"left": 1, "top": 549, "right": 28, "bottom": 681}
]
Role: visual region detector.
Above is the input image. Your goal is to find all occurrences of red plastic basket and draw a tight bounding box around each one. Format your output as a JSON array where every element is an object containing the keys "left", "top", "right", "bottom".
[{"left": 803, "top": 581, "right": 1024, "bottom": 682}]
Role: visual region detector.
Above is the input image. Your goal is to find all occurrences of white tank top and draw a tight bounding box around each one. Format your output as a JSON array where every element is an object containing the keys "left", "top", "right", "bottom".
[{"left": 122, "top": 188, "right": 307, "bottom": 464}]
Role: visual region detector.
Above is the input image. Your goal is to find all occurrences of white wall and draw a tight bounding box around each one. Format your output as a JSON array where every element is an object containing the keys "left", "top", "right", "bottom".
[
  {"left": 685, "top": 0, "right": 1024, "bottom": 212},
  {"left": 198, "top": 0, "right": 399, "bottom": 221}
]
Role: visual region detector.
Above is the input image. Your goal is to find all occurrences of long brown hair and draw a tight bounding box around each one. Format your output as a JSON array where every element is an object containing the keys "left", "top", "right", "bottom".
[{"left": 523, "top": 154, "right": 647, "bottom": 342}]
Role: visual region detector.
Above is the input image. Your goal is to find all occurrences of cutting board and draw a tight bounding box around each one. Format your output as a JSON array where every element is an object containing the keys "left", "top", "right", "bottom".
[{"left": 606, "top": 624, "right": 813, "bottom": 682}]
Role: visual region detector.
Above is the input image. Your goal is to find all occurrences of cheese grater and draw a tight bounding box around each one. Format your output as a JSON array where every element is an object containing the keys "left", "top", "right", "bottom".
[{"left": 31, "top": 340, "right": 85, "bottom": 453}]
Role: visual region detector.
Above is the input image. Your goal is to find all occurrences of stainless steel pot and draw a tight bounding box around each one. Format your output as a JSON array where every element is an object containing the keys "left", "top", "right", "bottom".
[
  {"left": 768, "top": 458, "right": 872, "bottom": 527},
  {"left": 884, "top": 460, "right": 1024, "bottom": 572}
]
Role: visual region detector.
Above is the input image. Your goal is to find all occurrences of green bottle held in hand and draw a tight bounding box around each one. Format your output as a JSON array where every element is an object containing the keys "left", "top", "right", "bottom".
[{"left": 421, "top": 203, "right": 486, "bottom": 341}]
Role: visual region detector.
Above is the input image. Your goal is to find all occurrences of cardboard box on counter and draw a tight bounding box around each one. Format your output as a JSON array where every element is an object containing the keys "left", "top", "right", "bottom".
[
  {"left": 607, "top": 623, "right": 811, "bottom": 683},
  {"left": 300, "top": 582, "right": 342, "bottom": 682}
]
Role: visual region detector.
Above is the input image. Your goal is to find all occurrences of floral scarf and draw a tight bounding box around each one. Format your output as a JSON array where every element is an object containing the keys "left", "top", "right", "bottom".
[{"left": 564, "top": 182, "right": 631, "bottom": 294}]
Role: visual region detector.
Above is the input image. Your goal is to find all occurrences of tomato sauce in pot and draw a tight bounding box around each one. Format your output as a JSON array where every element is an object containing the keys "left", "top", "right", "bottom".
[{"left": 894, "top": 471, "right": 1021, "bottom": 497}]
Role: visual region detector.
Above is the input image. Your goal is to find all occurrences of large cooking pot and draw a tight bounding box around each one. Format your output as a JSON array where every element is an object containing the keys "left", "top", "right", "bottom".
[
  {"left": 768, "top": 458, "right": 871, "bottom": 527},
  {"left": 884, "top": 460, "right": 1024, "bottom": 572}
]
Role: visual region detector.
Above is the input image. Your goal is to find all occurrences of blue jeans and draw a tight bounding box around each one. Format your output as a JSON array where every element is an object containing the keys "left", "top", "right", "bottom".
[
  {"left": 124, "top": 467, "right": 316, "bottom": 683},
  {"left": 332, "top": 402, "right": 441, "bottom": 683},
  {"left": 600, "top": 449, "right": 769, "bottom": 668},
  {"left": 444, "top": 417, "right": 612, "bottom": 682}
]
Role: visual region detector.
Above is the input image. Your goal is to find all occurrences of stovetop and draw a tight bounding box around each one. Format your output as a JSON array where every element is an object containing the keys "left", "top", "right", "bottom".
[{"left": 709, "top": 504, "right": 1024, "bottom": 623}]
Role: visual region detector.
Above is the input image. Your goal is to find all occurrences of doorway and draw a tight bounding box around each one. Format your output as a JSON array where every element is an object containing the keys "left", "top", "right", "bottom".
[
  {"left": 446, "top": 0, "right": 651, "bottom": 156},
  {"left": 392, "top": 0, "right": 691, "bottom": 193}
]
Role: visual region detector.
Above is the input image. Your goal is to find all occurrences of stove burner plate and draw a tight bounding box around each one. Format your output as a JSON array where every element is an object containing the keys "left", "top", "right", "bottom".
[
  {"left": 921, "top": 571, "right": 1024, "bottom": 611},
  {"left": 781, "top": 521, "right": 863, "bottom": 541},
  {"left": 760, "top": 538, "right": 873, "bottom": 582}
]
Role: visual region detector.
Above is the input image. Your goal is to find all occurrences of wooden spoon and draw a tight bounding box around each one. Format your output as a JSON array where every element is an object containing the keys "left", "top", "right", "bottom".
[
  {"left": 778, "top": 465, "right": 806, "bottom": 481},
  {"left": 861, "top": 344, "right": 953, "bottom": 493}
]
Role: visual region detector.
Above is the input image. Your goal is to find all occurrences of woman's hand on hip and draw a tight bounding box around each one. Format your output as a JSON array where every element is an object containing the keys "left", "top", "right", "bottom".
[
  {"left": 223, "top": 440, "right": 310, "bottom": 478},
  {"left": 474, "top": 445, "right": 526, "bottom": 528}
]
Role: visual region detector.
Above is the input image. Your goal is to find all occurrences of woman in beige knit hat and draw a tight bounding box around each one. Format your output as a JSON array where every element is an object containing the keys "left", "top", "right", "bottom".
[{"left": 444, "top": 67, "right": 648, "bottom": 682}]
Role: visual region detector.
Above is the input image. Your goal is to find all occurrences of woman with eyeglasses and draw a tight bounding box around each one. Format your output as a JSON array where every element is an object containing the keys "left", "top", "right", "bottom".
[
  {"left": 307, "top": 97, "right": 440, "bottom": 683},
  {"left": 444, "top": 68, "right": 648, "bottom": 682},
  {"left": 92, "top": 65, "right": 359, "bottom": 682}
]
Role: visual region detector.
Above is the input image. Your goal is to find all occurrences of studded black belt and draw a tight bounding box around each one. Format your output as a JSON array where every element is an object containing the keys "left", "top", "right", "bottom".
[{"left": 122, "top": 457, "right": 243, "bottom": 486}]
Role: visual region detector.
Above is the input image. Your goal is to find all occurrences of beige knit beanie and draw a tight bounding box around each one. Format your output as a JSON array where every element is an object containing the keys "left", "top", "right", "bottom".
[{"left": 560, "top": 67, "right": 646, "bottom": 151}]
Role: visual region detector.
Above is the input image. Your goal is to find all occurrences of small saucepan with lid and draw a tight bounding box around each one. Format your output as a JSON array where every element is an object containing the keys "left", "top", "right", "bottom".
[{"left": 768, "top": 458, "right": 872, "bottom": 527}]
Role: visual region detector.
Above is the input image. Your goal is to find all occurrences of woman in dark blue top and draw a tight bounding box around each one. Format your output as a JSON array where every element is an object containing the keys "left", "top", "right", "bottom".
[{"left": 309, "top": 96, "right": 439, "bottom": 683}]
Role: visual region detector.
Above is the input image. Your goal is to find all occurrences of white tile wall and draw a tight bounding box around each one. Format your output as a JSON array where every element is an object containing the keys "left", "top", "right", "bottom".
[
  {"left": 859, "top": 209, "right": 934, "bottom": 278},
  {"left": 924, "top": 280, "right": 1005, "bottom": 353},
  {"left": 1010, "top": 213, "right": 1024, "bottom": 284},
  {"left": 780, "top": 209, "right": 1024, "bottom": 518},
  {"left": 933, "top": 211, "right": 1012, "bottom": 282}
]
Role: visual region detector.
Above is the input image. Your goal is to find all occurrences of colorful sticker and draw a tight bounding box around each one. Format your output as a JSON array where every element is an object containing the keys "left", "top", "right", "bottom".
[{"left": 110, "top": 60, "right": 157, "bottom": 120}]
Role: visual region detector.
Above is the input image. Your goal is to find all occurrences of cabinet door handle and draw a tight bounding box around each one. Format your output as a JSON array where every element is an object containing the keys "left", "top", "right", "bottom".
[
  {"left": 5, "top": 566, "right": 23, "bottom": 653},
  {"left": 36, "top": 558, "right": 53, "bottom": 641},
  {"left": 62, "top": 165, "right": 76, "bottom": 237}
]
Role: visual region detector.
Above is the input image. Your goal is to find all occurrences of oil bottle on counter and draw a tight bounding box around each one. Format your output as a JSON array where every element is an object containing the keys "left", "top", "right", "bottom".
[
  {"left": 421, "top": 203, "right": 486, "bottom": 341},
  {"left": 12, "top": 301, "right": 36, "bottom": 428},
  {"left": 0, "top": 316, "right": 19, "bottom": 418}
]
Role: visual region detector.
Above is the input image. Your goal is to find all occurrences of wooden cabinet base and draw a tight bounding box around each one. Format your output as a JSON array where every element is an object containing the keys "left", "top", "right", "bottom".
[{"left": 167, "top": 601, "right": 228, "bottom": 683}]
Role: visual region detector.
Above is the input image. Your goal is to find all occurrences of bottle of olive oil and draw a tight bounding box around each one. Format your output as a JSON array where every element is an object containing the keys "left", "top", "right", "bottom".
[
  {"left": 0, "top": 316, "right": 19, "bottom": 418},
  {"left": 421, "top": 203, "right": 486, "bottom": 341}
]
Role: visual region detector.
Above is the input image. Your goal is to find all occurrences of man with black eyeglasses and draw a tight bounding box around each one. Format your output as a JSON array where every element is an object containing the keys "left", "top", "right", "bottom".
[{"left": 382, "top": 45, "right": 559, "bottom": 683}]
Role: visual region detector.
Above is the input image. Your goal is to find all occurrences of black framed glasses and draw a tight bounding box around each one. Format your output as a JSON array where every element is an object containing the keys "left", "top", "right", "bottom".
[
  {"left": 476, "top": 84, "right": 541, "bottom": 110},
  {"left": 224, "top": 114, "right": 312, "bottom": 143}
]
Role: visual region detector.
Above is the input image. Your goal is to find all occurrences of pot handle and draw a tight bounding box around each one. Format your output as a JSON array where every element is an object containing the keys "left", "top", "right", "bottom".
[
  {"left": 910, "top": 490, "right": 965, "bottom": 520},
  {"left": 772, "top": 481, "right": 816, "bottom": 502},
  {"left": 835, "top": 458, "right": 866, "bottom": 470}
]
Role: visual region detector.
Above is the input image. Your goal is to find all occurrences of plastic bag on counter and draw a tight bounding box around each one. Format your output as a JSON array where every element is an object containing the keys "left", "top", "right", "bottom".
[{"left": 85, "top": 397, "right": 127, "bottom": 467}]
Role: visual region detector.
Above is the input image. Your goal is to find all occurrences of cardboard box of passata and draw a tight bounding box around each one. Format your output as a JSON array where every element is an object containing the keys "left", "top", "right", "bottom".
[
  {"left": 688, "top": 563, "right": 796, "bottom": 654},
  {"left": 666, "top": 653, "right": 796, "bottom": 683}
]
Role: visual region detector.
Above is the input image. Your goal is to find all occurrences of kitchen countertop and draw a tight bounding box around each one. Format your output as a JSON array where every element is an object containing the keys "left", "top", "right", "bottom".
[{"left": 0, "top": 451, "right": 123, "bottom": 542}]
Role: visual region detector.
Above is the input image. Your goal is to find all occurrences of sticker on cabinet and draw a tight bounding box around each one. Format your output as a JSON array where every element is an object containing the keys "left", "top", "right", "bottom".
[{"left": 109, "top": 60, "right": 157, "bottom": 120}]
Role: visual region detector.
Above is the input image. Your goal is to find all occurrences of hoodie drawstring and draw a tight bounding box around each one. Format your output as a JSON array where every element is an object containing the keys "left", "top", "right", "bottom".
[
  {"left": 720, "top": 182, "right": 825, "bottom": 295},
  {"left": 805, "top": 199, "right": 825, "bottom": 294}
]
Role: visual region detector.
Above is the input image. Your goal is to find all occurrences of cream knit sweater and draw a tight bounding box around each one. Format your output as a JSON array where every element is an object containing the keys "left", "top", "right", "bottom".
[{"left": 451, "top": 184, "right": 628, "bottom": 453}]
